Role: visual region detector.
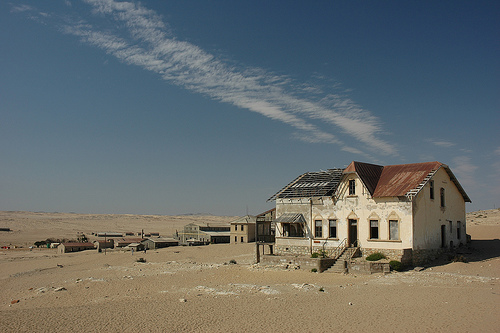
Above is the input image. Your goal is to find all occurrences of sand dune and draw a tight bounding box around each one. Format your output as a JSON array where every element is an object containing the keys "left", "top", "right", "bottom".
[{"left": 0, "top": 209, "right": 499, "bottom": 332}]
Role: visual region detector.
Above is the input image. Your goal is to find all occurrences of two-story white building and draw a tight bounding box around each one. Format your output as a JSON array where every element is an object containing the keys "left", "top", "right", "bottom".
[{"left": 269, "top": 161, "right": 471, "bottom": 265}]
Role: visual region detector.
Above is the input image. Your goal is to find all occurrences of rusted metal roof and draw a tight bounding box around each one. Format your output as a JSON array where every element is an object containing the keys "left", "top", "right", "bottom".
[
  {"left": 269, "top": 161, "right": 471, "bottom": 203},
  {"left": 372, "top": 161, "right": 443, "bottom": 198},
  {"left": 344, "top": 161, "right": 383, "bottom": 196}
]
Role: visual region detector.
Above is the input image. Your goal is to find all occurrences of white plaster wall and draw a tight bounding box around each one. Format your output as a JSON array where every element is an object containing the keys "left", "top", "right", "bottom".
[{"left": 412, "top": 167, "right": 467, "bottom": 249}]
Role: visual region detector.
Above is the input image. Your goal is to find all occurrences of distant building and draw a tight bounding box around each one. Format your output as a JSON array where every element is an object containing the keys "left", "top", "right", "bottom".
[
  {"left": 93, "top": 240, "right": 114, "bottom": 252},
  {"left": 113, "top": 238, "right": 144, "bottom": 248},
  {"left": 96, "top": 232, "right": 123, "bottom": 238},
  {"left": 58, "top": 242, "right": 95, "bottom": 254},
  {"left": 230, "top": 215, "right": 256, "bottom": 244},
  {"left": 174, "top": 223, "right": 230, "bottom": 245},
  {"left": 142, "top": 238, "right": 179, "bottom": 250}
]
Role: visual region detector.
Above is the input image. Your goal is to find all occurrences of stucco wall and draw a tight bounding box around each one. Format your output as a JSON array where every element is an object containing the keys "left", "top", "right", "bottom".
[{"left": 412, "top": 167, "right": 467, "bottom": 250}]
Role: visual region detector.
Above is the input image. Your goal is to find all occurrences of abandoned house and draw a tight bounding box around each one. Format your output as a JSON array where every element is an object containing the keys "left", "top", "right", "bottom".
[
  {"left": 174, "top": 223, "right": 231, "bottom": 245},
  {"left": 141, "top": 237, "right": 179, "bottom": 250},
  {"left": 57, "top": 242, "right": 95, "bottom": 254},
  {"left": 266, "top": 161, "right": 471, "bottom": 265},
  {"left": 230, "top": 215, "right": 257, "bottom": 244}
]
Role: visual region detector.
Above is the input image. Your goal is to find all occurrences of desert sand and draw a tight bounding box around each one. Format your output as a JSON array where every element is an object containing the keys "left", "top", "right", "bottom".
[{"left": 0, "top": 209, "right": 499, "bottom": 332}]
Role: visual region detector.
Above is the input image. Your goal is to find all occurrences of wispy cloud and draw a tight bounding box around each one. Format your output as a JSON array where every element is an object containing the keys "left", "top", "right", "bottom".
[
  {"left": 15, "top": 0, "right": 397, "bottom": 156},
  {"left": 427, "top": 139, "right": 456, "bottom": 148}
]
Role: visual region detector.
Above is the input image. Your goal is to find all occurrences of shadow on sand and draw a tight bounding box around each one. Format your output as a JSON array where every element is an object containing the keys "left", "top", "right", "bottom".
[{"left": 422, "top": 239, "right": 500, "bottom": 269}]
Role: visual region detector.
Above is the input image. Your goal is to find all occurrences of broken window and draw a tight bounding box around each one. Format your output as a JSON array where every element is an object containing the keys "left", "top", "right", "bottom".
[
  {"left": 349, "top": 179, "right": 356, "bottom": 195},
  {"left": 282, "top": 223, "right": 304, "bottom": 237},
  {"left": 329, "top": 219, "right": 337, "bottom": 238},
  {"left": 315, "top": 220, "right": 323, "bottom": 238},
  {"left": 370, "top": 220, "right": 379, "bottom": 239},
  {"left": 389, "top": 220, "right": 399, "bottom": 240}
]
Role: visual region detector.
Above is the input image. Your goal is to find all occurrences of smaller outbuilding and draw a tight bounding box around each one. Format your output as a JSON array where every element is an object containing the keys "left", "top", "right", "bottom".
[
  {"left": 58, "top": 242, "right": 95, "bottom": 254},
  {"left": 93, "top": 240, "right": 114, "bottom": 252},
  {"left": 142, "top": 238, "right": 179, "bottom": 250},
  {"left": 113, "top": 238, "right": 144, "bottom": 248},
  {"left": 126, "top": 242, "right": 145, "bottom": 252}
]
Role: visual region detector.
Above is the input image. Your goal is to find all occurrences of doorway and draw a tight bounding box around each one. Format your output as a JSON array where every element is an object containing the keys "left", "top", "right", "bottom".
[
  {"left": 348, "top": 219, "right": 358, "bottom": 246},
  {"left": 441, "top": 225, "right": 446, "bottom": 248}
]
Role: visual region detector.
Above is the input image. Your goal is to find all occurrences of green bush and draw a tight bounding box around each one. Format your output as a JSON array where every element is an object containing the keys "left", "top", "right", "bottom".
[
  {"left": 366, "top": 252, "right": 386, "bottom": 261},
  {"left": 311, "top": 268, "right": 317, "bottom": 273},
  {"left": 311, "top": 252, "right": 320, "bottom": 258},
  {"left": 389, "top": 260, "right": 403, "bottom": 271}
]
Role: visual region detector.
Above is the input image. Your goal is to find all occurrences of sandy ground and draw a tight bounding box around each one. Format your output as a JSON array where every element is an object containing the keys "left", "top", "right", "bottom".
[{"left": 0, "top": 210, "right": 499, "bottom": 332}]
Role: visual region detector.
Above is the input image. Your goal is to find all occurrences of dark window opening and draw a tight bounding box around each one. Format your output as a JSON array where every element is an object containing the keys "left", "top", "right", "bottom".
[
  {"left": 329, "top": 219, "right": 337, "bottom": 238},
  {"left": 370, "top": 220, "right": 379, "bottom": 239},
  {"left": 349, "top": 179, "right": 356, "bottom": 195},
  {"left": 440, "top": 188, "right": 445, "bottom": 207},
  {"left": 430, "top": 180, "right": 434, "bottom": 200}
]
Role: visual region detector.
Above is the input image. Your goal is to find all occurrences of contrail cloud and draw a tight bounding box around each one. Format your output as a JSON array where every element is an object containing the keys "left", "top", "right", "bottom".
[{"left": 13, "top": 0, "right": 397, "bottom": 156}]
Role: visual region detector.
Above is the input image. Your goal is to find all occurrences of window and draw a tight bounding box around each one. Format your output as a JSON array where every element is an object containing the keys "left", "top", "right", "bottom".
[
  {"left": 241, "top": 237, "right": 244, "bottom": 242},
  {"left": 328, "top": 219, "right": 337, "bottom": 238},
  {"left": 449, "top": 220, "right": 453, "bottom": 234},
  {"left": 430, "top": 180, "right": 434, "bottom": 200},
  {"left": 457, "top": 222, "right": 461, "bottom": 239},
  {"left": 440, "top": 188, "right": 445, "bottom": 207},
  {"left": 241, "top": 225, "right": 244, "bottom": 231},
  {"left": 234, "top": 236, "right": 237, "bottom": 242},
  {"left": 349, "top": 179, "right": 356, "bottom": 195},
  {"left": 315, "top": 220, "right": 323, "bottom": 238},
  {"left": 234, "top": 225, "right": 237, "bottom": 231},
  {"left": 370, "top": 220, "right": 379, "bottom": 239},
  {"left": 283, "top": 223, "right": 304, "bottom": 237},
  {"left": 389, "top": 220, "right": 399, "bottom": 240}
]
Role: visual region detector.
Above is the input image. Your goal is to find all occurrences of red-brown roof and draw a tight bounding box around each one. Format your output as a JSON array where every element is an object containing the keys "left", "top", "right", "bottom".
[
  {"left": 344, "top": 161, "right": 384, "bottom": 196},
  {"left": 372, "top": 161, "right": 443, "bottom": 197}
]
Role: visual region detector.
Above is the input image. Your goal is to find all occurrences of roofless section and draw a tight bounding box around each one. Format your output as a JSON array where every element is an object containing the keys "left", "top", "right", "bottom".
[{"left": 268, "top": 169, "right": 343, "bottom": 201}]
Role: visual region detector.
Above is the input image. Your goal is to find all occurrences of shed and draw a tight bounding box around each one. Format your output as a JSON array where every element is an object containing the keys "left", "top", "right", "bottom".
[
  {"left": 58, "top": 242, "right": 95, "bottom": 254},
  {"left": 142, "top": 238, "right": 179, "bottom": 250}
]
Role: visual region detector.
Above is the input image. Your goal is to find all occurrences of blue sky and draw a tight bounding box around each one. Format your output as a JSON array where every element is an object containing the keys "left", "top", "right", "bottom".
[{"left": 1, "top": 0, "right": 498, "bottom": 215}]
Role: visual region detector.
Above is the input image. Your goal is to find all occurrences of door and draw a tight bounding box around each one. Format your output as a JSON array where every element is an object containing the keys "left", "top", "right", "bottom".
[
  {"left": 441, "top": 225, "right": 446, "bottom": 248},
  {"left": 348, "top": 219, "right": 358, "bottom": 246}
]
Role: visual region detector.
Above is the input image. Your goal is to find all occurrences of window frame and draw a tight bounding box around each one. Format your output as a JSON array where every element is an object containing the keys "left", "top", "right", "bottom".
[
  {"left": 369, "top": 219, "right": 379, "bottom": 239},
  {"left": 389, "top": 219, "right": 400, "bottom": 241},
  {"left": 348, "top": 179, "right": 356, "bottom": 195},
  {"left": 315, "top": 220, "right": 323, "bottom": 238},
  {"left": 328, "top": 219, "right": 337, "bottom": 239}
]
